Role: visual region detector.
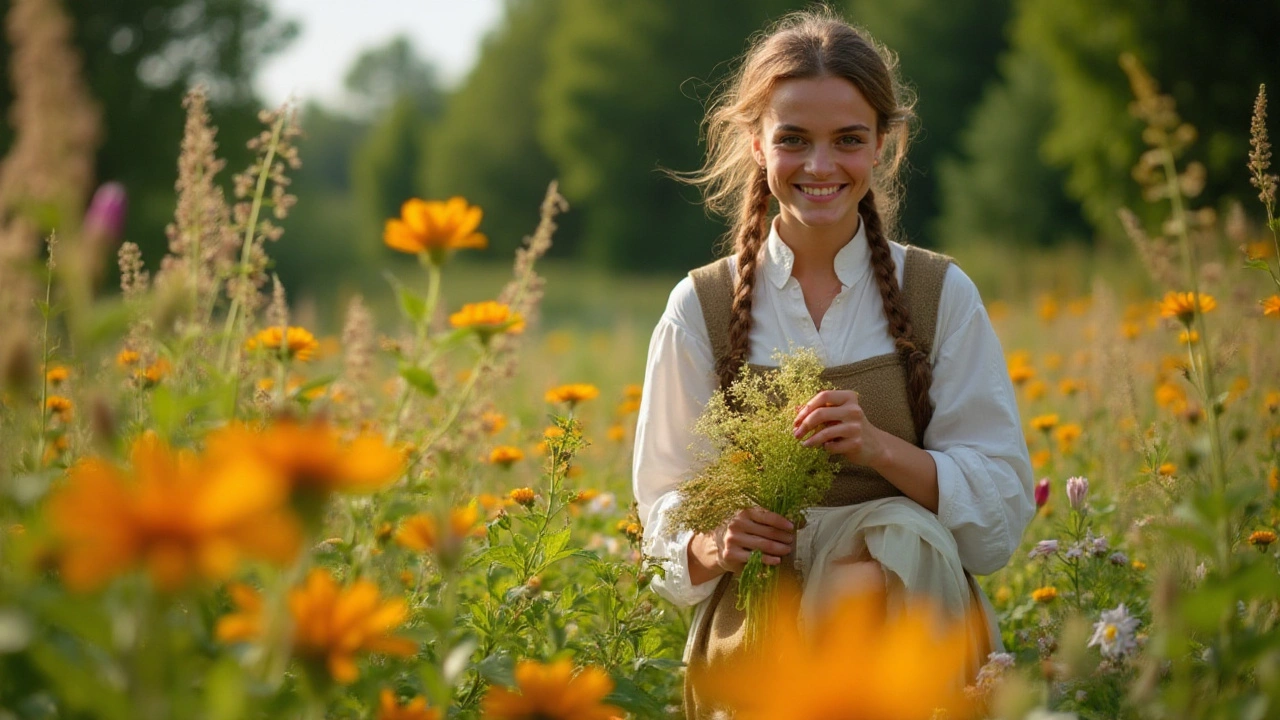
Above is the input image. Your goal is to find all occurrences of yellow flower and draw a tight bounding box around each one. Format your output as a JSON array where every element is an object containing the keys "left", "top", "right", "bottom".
[
  {"left": 1178, "top": 329, "right": 1199, "bottom": 345},
  {"left": 45, "top": 395, "right": 73, "bottom": 422},
  {"left": 482, "top": 659, "right": 622, "bottom": 720},
  {"left": 1246, "top": 240, "right": 1276, "bottom": 260},
  {"left": 1029, "top": 414, "right": 1059, "bottom": 432},
  {"left": 478, "top": 492, "right": 514, "bottom": 518},
  {"left": 1158, "top": 291, "right": 1216, "bottom": 326},
  {"left": 219, "top": 569, "right": 417, "bottom": 684},
  {"left": 116, "top": 349, "right": 140, "bottom": 367},
  {"left": 1038, "top": 294, "right": 1059, "bottom": 323},
  {"left": 49, "top": 435, "right": 300, "bottom": 592},
  {"left": 384, "top": 197, "right": 487, "bottom": 258},
  {"left": 1155, "top": 381, "right": 1188, "bottom": 412},
  {"left": 1025, "top": 380, "right": 1047, "bottom": 401},
  {"left": 1030, "top": 449, "right": 1050, "bottom": 471},
  {"left": 45, "top": 365, "right": 69, "bottom": 385},
  {"left": 994, "top": 586, "right": 1012, "bottom": 606},
  {"left": 378, "top": 689, "right": 442, "bottom": 720},
  {"left": 606, "top": 425, "right": 626, "bottom": 443},
  {"left": 1270, "top": 465, "right": 1279, "bottom": 493},
  {"left": 1248, "top": 530, "right": 1277, "bottom": 548},
  {"left": 1132, "top": 560, "right": 1147, "bottom": 571},
  {"left": 489, "top": 445, "right": 525, "bottom": 468},
  {"left": 1058, "top": 378, "right": 1084, "bottom": 396},
  {"left": 206, "top": 420, "right": 404, "bottom": 497},
  {"left": 1054, "top": 423, "right": 1083, "bottom": 453},
  {"left": 450, "top": 301, "right": 524, "bottom": 339},
  {"left": 545, "top": 384, "right": 600, "bottom": 407},
  {"left": 1009, "top": 364, "right": 1035, "bottom": 386},
  {"left": 1120, "top": 321, "right": 1142, "bottom": 340},
  {"left": 623, "top": 384, "right": 642, "bottom": 401},
  {"left": 615, "top": 399, "right": 641, "bottom": 416},
  {"left": 510, "top": 487, "right": 536, "bottom": 507},
  {"left": 1158, "top": 462, "right": 1177, "bottom": 477},
  {"left": 244, "top": 326, "right": 319, "bottom": 362},
  {"left": 1263, "top": 295, "right": 1280, "bottom": 317},
  {"left": 1032, "top": 586, "right": 1058, "bottom": 603},
  {"left": 689, "top": 590, "right": 968, "bottom": 719}
]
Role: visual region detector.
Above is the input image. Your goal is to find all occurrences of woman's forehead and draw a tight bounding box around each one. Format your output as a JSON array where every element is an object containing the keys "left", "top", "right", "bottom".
[{"left": 763, "top": 76, "right": 876, "bottom": 132}]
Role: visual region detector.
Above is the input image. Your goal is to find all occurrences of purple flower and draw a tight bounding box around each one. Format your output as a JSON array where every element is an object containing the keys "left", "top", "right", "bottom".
[
  {"left": 1065, "top": 544, "right": 1084, "bottom": 560},
  {"left": 84, "top": 182, "right": 127, "bottom": 241},
  {"left": 1109, "top": 551, "right": 1129, "bottom": 566},
  {"left": 1088, "top": 531, "right": 1109, "bottom": 557},
  {"left": 1028, "top": 539, "right": 1059, "bottom": 559},
  {"left": 1035, "top": 477, "right": 1050, "bottom": 508},
  {"left": 1066, "top": 475, "right": 1089, "bottom": 511}
]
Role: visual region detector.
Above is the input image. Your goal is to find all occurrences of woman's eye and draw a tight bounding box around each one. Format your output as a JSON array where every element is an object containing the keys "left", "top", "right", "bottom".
[
  {"left": 776, "top": 135, "right": 803, "bottom": 146},
  {"left": 838, "top": 135, "right": 864, "bottom": 147}
]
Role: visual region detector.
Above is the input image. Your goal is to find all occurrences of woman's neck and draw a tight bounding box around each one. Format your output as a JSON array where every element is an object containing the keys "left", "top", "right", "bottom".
[{"left": 777, "top": 212, "right": 862, "bottom": 279}]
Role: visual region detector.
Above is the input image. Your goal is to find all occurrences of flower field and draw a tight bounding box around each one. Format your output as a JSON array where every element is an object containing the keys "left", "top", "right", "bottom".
[{"left": 1, "top": 13, "right": 1280, "bottom": 720}]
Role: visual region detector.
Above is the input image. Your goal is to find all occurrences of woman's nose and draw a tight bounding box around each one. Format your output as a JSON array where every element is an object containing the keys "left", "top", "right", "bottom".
[{"left": 805, "top": 146, "right": 835, "bottom": 177}]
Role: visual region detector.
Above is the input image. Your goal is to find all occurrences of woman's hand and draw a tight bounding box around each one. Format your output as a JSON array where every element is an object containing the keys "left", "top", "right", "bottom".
[
  {"left": 792, "top": 389, "right": 887, "bottom": 467},
  {"left": 687, "top": 506, "right": 795, "bottom": 584}
]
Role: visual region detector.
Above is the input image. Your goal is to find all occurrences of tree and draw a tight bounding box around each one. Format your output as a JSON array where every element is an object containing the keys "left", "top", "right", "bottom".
[
  {"left": 425, "top": 0, "right": 565, "bottom": 257},
  {"left": 343, "top": 35, "right": 442, "bottom": 119},
  {"left": 0, "top": 0, "right": 298, "bottom": 262}
]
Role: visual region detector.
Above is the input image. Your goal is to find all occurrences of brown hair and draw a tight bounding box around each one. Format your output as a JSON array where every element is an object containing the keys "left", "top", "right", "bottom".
[{"left": 681, "top": 8, "right": 935, "bottom": 439}]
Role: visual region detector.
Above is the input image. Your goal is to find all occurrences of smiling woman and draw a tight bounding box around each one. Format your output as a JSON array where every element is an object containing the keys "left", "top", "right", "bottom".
[{"left": 634, "top": 8, "right": 1034, "bottom": 719}]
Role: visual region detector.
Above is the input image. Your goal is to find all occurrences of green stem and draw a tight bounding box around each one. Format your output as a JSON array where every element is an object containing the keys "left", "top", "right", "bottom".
[
  {"left": 216, "top": 113, "right": 287, "bottom": 373},
  {"left": 35, "top": 265, "right": 53, "bottom": 470}
]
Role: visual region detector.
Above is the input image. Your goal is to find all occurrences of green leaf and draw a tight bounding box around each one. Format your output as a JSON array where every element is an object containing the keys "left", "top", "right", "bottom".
[
  {"left": 540, "top": 527, "right": 572, "bottom": 566},
  {"left": 474, "top": 651, "right": 516, "bottom": 687},
  {"left": 205, "top": 657, "right": 247, "bottom": 720},
  {"left": 466, "top": 544, "right": 524, "bottom": 574},
  {"left": 1243, "top": 257, "right": 1272, "bottom": 272},
  {"left": 29, "top": 641, "right": 132, "bottom": 720},
  {"left": 606, "top": 674, "right": 668, "bottom": 717},
  {"left": 399, "top": 364, "right": 438, "bottom": 396},
  {"left": 386, "top": 272, "right": 427, "bottom": 323}
]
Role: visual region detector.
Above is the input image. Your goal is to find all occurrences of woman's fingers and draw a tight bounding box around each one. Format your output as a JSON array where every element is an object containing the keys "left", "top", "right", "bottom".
[
  {"left": 745, "top": 506, "right": 794, "bottom": 532},
  {"left": 793, "top": 390, "right": 859, "bottom": 428},
  {"left": 793, "top": 404, "right": 863, "bottom": 441}
]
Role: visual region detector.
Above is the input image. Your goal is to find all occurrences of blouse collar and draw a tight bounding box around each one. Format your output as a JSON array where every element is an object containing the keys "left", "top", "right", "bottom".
[{"left": 762, "top": 215, "right": 872, "bottom": 290}]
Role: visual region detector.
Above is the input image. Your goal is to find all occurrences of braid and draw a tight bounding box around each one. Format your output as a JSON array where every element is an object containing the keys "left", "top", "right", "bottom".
[
  {"left": 860, "top": 190, "right": 934, "bottom": 440},
  {"left": 719, "top": 170, "right": 771, "bottom": 390}
]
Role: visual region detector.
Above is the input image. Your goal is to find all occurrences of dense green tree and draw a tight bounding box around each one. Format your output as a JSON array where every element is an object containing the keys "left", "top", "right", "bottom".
[
  {"left": 539, "top": 0, "right": 802, "bottom": 272},
  {"left": 845, "top": 0, "right": 1013, "bottom": 245},
  {"left": 0, "top": 0, "right": 297, "bottom": 262},
  {"left": 343, "top": 35, "right": 443, "bottom": 118},
  {"left": 425, "top": 0, "right": 566, "bottom": 257}
]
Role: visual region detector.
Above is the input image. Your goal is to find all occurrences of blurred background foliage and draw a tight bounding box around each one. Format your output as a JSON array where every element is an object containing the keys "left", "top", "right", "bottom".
[{"left": 1, "top": 0, "right": 1275, "bottom": 304}]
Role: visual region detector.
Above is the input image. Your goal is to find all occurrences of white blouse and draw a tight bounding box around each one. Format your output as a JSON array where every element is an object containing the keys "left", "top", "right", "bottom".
[{"left": 633, "top": 217, "right": 1035, "bottom": 608}]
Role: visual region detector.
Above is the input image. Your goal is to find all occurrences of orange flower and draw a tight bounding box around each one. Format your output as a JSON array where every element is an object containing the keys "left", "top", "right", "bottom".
[
  {"left": 1029, "top": 414, "right": 1059, "bottom": 432},
  {"left": 1262, "top": 295, "right": 1280, "bottom": 317},
  {"left": 384, "top": 197, "right": 486, "bottom": 259},
  {"left": 1032, "top": 586, "right": 1058, "bottom": 603},
  {"left": 1054, "top": 423, "right": 1083, "bottom": 453},
  {"left": 219, "top": 569, "right": 417, "bottom": 684},
  {"left": 49, "top": 435, "right": 299, "bottom": 592},
  {"left": 689, "top": 590, "right": 969, "bottom": 719},
  {"left": 450, "top": 301, "right": 524, "bottom": 340},
  {"left": 206, "top": 420, "right": 404, "bottom": 497},
  {"left": 45, "top": 395, "right": 73, "bottom": 422},
  {"left": 510, "top": 487, "right": 536, "bottom": 507},
  {"left": 481, "top": 411, "right": 508, "bottom": 435},
  {"left": 394, "top": 505, "right": 482, "bottom": 555},
  {"left": 545, "top": 384, "right": 599, "bottom": 407},
  {"left": 244, "top": 326, "right": 319, "bottom": 362},
  {"left": 1248, "top": 530, "right": 1277, "bottom": 548},
  {"left": 482, "top": 659, "right": 622, "bottom": 720},
  {"left": 606, "top": 425, "right": 627, "bottom": 443},
  {"left": 1158, "top": 291, "right": 1216, "bottom": 325},
  {"left": 378, "top": 689, "right": 442, "bottom": 720},
  {"left": 45, "top": 365, "right": 69, "bottom": 385},
  {"left": 116, "top": 349, "right": 140, "bottom": 367},
  {"left": 137, "top": 357, "right": 171, "bottom": 387},
  {"left": 489, "top": 445, "right": 525, "bottom": 468}
]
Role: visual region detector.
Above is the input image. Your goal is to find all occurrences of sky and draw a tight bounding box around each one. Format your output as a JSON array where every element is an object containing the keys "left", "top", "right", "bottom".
[{"left": 256, "top": 0, "right": 505, "bottom": 107}]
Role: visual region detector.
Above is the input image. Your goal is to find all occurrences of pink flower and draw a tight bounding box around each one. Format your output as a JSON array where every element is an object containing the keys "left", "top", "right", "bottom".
[
  {"left": 84, "top": 182, "right": 127, "bottom": 241},
  {"left": 1066, "top": 476, "right": 1089, "bottom": 511},
  {"left": 1034, "top": 477, "right": 1050, "bottom": 508}
]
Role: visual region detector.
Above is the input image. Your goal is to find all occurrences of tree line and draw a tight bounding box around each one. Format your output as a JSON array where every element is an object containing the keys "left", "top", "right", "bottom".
[{"left": 1, "top": 0, "right": 1275, "bottom": 295}]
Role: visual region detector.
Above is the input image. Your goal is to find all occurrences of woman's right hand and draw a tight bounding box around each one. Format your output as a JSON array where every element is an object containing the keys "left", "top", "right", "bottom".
[{"left": 687, "top": 506, "right": 796, "bottom": 584}]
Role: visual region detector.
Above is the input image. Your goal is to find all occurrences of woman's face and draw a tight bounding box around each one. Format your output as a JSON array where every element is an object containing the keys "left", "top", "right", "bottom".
[{"left": 752, "top": 75, "right": 884, "bottom": 243}]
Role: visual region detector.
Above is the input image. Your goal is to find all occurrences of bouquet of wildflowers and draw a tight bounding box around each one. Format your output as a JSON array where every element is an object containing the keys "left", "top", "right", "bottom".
[{"left": 668, "top": 348, "right": 837, "bottom": 644}]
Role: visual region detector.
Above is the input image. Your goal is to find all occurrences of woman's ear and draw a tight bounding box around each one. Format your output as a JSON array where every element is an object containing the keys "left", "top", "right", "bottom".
[
  {"left": 751, "top": 134, "right": 765, "bottom": 168},
  {"left": 874, "top": 133, "right": 887, "bottom": 162}
]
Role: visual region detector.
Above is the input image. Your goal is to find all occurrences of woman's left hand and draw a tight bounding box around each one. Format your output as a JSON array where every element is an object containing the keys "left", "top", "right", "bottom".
[{"left": 792, "top": 390, "right": 886, "bottom": 467}]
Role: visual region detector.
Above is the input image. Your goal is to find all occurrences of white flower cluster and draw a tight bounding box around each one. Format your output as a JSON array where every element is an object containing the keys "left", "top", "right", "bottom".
[{"left": 1087, "top": 603, "right": 1141, "bottom": 659}]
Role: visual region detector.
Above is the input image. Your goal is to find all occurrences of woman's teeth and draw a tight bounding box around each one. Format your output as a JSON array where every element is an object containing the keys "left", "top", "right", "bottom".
[{"left": 799, "top": 185, "right": 841, "bottom": 196}]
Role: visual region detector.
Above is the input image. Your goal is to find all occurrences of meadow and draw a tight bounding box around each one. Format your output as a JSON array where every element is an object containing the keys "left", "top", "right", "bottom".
[{"left": 1, "top": 34, "right": 1279, "bottom": 720}]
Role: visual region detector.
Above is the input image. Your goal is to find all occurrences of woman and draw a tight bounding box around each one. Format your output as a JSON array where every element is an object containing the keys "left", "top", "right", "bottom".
[{"left": 631, "top": 8, "right": 1035, "bottom": 717}]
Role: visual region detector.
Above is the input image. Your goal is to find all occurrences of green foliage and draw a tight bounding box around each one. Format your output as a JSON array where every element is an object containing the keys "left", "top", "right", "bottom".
[
  {"left": 343, "top": 35, "right": 443, "bottom": 118},
  {"left": 352, "top": 97, "right": 432, "bottom": 249},
  {"left": 425, "top": 0, "right": 566, "bottom": 258}
]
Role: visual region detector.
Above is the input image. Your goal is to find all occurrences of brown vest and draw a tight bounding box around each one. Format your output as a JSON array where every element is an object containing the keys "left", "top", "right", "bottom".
[{"left": 683, "top": 245, "right": 953, "bottom": 719}]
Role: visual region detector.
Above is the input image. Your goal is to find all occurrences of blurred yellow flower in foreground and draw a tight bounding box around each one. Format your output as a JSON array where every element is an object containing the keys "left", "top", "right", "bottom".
[
  {"left": 244, "top": 326, "right": 319, "bottom": 362},
  {"left": 384, "top": 197, "right": 486, "bottom": 258},
  {"left": 378, "top": 689, "right": 442, "bottom": 720},
  {"left": 1158, "top": 291, "right": 1216, "bottom": 326},
  {"left": 395, "top": 505, "right": 483, "bottom": 556},
  {"left": 50, "top": 434, "right": 299, "bottom": 592},
  {"left": 206, "top": 420, "right": 404, "bottom": 496},
  {"left": 482, "top": 658, "right": 622, "bottom": 720},
  {"left": 450, "top": 301, "right": 525, "bottom": 340},
  {"left": 1262, "top": 295, "right": 1280, "bottom": 317},
  {"left": 690, "top": 589, "right": 969, "bottom": 720},
  {"left": 489, "top": 445, "right": 525, "bottom": 468},
  {"left": 1032, "top": 586, "right": 1058, "bottom": 603},
  {"left": 545, "top": 384, "right": 599, "bottom": 407},
  {"left": 45, "top": 395, "right": 72, "bottom": 421},
  {"left": 218, "top": 569, "right": 417, "bottom": 684},
  {"left": 45, "top": 365, "right": 69, "bottom": 384}
]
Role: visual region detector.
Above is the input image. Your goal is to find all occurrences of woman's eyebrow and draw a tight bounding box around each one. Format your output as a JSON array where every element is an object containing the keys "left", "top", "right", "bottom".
[{"left": 774, "top": 123, "right": 872, "bottom": 134}]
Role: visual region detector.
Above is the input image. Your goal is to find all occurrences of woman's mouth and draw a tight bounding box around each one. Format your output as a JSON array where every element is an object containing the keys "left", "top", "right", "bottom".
[{"left": 796, "top": 184, "right": 847, "bottom": 201}]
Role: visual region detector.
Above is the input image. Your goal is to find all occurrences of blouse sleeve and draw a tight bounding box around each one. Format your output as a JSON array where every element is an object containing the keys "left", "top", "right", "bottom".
[
  {"left": 924, "top": 264, "right": 1035, "bottom": 575},
  {"left": 632, "top": 277, "right": 721, "bottom": 607}
]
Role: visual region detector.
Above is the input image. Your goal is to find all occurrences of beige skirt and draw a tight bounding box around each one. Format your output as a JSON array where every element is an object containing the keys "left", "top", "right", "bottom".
[{"left": 684, "top": 497, "right": 1000, "bottom": 675}]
